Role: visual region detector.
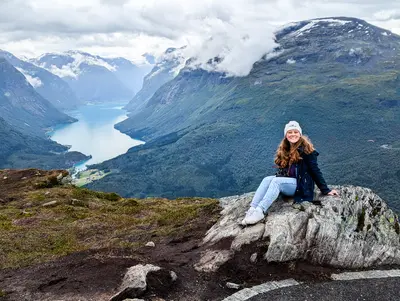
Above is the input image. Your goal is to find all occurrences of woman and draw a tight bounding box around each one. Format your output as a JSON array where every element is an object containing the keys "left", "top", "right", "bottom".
[{"left": 241, "top": 121, "right": 339, "bottom": 226}]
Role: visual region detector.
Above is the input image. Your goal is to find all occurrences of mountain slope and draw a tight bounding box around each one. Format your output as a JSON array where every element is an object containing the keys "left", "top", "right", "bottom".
[
  {"left": 0, "top": 58, "right": 76, "bottom": 137},
  {"left": 122, "top": 47, "right": 185, "bottom": 115},
  {"left": 33, "top": 51, "right": 149, "bottom": 103},
  {"left": 0, "top": 116, "right": 89, "bottom": 169},
  {"left": 0, "top": 50, "right": 81, "bottom": 110},
  {"left": 87, "top": 17, "right": 400, "bottom": 210}
]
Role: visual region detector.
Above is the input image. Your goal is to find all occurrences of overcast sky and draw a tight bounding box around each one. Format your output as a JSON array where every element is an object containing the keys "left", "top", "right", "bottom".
[{"left": 1, "top": 0, "right": 399, "bottom": 75}]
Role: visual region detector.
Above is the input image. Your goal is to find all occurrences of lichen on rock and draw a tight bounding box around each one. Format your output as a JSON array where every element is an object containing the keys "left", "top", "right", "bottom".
[{"left": 196, "top": 186, "right": 400, "bottom": 272}]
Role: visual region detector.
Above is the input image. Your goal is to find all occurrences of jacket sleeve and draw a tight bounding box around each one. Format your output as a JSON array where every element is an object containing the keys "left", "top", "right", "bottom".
[{"left": 303, "top": 151, "right": 331, "bottom": 195}]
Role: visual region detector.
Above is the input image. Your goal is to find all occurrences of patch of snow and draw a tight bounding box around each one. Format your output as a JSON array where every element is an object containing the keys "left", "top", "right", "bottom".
[
  {"left": 318, "top": 18, "right": 352, "bottom": 25},
  {"left": 275, "top": 22, "right": 300, "bottom": 33},
  {"left": 292, "top": 22, "right": 317, "bottom": 36},
  {"left": 36, "top": 51, "right": 118, "bottom": 79},
  {"left": 16, "top": 67, "right": 43, "bottom": 88},
  {"left": 349, "top": 48, "right": 362, "bottom": 56},
  {"left": 170, "top": 57, "right": 187, "bottom": 76},
  {"left": 46, "top": 64, "right": 79, "bottom": 79},
  {"left": 147, "top": 66, "right": 164, "bottom": 79},
  {"left": 254, "top": 80, "right": 262, "bottom": 85},
  {"left": 381, "top": 32, "right": 388, "bottom": 36},
  {"left": 288, "top": 18, "right": 351, "bottom": 37},
  {"left": 287, "top": 58, "right": 296, "bottom": 64},
  {"left": 4, "top": 92, "right": 10, "bottom": 97},
  {"left": 24, "top": 123, "right": 30, "bottom": 127},
  {"left": 70, "top": 52, "right": 117, "bottom": 72}
]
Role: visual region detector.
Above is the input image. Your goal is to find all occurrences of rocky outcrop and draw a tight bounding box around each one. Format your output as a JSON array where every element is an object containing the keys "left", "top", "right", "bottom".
[
  {"left": 196, "top": 186, "right": 400, "bottom": 272},
  {"left": 110, "top": 264, "right": 177, "bottom": 301}
]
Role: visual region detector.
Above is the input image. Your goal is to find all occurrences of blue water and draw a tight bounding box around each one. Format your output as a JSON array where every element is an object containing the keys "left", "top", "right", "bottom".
[{"left": 50, "top": 103, "right": 144, "bottom": 171}]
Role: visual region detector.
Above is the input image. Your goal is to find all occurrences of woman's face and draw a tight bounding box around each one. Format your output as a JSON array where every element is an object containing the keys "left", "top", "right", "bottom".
[{"left": 286, "top": 129, "right": 301, "bottom": 144}]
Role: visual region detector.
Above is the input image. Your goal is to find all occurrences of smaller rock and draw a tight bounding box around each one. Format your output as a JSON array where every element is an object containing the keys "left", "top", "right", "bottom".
[
  {"left": 226, "top": 282, "right": 241, "bottom": 289},
  {"left": 250, "top": 253, "right": 258, "bottom": 263},
  {"left": 70, "top": 199, "right": 87, "bottom": 207},
  {"left": 145, "top": 241, "right": 155, "bottom": 248},
  {"left": 56, "top": 173, "right": 64, "bottom": 181},
  {"left": 60, "top": 175, "right": 73, "bottom": 185},
  {"left": 42, "top": 201, "right": 57, "bottom": 207},
  {"left": 45, "top": 191, "right": 50, "bottom": 196},
  {"left": 170, "top": 271, "right": 178, "bottom": 282},
  {"left": 21, "top": 177, "right": 27, "bottom": 180},
  {"left": 3, "top": 176, "right": 7, "bottom": 180}
]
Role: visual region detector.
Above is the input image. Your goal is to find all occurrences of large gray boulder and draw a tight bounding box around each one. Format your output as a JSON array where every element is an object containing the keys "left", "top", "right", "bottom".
[{"left": 195, "top": 186, "right": 400, "bottom": 272}]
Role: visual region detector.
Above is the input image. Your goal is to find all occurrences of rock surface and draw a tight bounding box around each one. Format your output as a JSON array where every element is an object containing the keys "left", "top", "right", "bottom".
[
  {"left": 196, "top": 186, "right": 400, "bottom": 271},
  {"left": 110, "top": 264, "right": 177, "bottom": 301},
  {"left": 110, "top": 264, "right": 161, "bottom": 301}
]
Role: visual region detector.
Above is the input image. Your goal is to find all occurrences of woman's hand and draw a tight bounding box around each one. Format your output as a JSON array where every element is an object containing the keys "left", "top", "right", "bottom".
[{"left": 327, "top": 189, "right": 339, "bottom": 196}]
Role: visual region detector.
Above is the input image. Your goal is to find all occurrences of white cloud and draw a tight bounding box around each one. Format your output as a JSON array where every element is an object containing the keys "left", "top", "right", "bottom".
[
  {"left": 16, "top": 67, "right": 43, "bottom": 88},
  {"left": 1, "top": 0, "right": 400, "bottom": 76}
]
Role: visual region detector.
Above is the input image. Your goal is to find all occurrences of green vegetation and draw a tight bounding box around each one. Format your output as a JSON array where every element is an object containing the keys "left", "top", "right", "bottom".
[
  {"left": 0, "top": 178, "right": 219, "bottom": 269},
  {"left": 73, "top": 169, "right": 111, "bottom": 186},
  {"left": 88, "top": 64, "right": 400, "bottom": 212}
]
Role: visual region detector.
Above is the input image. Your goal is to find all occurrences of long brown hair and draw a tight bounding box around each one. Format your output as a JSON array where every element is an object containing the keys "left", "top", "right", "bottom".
[{"left": 274, "top": 135, "right": 315, "bottom": 168}]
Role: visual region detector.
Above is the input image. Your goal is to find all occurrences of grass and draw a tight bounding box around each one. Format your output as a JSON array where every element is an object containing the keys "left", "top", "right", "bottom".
[
  {"left": 73, "top": 169, "right": 111, "bottom": 186},
  {"left": 0, "top": 183, "right": 220, "bottom": 269}
]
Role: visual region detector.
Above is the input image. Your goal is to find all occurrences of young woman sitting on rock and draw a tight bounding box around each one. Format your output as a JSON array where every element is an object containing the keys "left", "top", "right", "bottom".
[{"left": 241, "top": 120, "right": 339, "bottom": 226}]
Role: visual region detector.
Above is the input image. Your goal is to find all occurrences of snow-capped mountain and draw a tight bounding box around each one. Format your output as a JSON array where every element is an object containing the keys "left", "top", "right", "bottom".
[
  {"left": 32, "top": 51, "right": 152, "bottom": 103},
  {"left": 0, "top": 50, "right": 81, "bottom": 110},
  {"left": 123, "top": 47, "right": 186, "bottom": 113},
  {"left": 0, "top": 58, "right": 76, "bottom": 137},
  {"left": 90, "top": 17, "right": 400, "bottom": 208}
]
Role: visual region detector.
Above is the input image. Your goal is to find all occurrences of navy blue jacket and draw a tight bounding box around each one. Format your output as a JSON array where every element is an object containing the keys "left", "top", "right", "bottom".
[{"left": 293, "top": 149, "right": 331, "bottom": 202}]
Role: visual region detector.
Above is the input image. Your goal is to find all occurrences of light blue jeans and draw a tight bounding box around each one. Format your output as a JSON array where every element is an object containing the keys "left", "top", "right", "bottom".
[{"left": 251, "top": 176, "right": 297, "bottom": 213}]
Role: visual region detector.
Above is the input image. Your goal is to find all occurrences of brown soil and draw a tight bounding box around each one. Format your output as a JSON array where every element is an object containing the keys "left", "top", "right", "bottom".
[{"left": 0, "top": 232, "right": 348, "bottom": 301}]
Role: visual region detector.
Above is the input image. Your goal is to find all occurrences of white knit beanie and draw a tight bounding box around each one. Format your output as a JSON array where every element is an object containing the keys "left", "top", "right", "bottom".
[{"left": 284, "top": 120, "right": 302, "bottom": 136}]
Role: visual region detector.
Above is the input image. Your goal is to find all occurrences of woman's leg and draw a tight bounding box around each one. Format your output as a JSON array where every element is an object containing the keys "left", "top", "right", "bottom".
[
  {"left": 250, "top": 176, "right": 275, "bottom": 208},
  {"left": 256, "top": 177, "right": 297, "bottom": 213}
]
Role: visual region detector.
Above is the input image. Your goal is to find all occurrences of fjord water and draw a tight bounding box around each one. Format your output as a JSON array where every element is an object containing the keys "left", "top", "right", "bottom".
[{"left": 50, "top": 103, "right": 144, "bottom": 170}]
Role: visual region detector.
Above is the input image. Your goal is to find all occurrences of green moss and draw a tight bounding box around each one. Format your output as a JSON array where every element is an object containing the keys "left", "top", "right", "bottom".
[
  {"left": 0, "top": 290, "right": 6, "bottom": 297},
  {"left": 30, "top": 193, "right": 45, "bottom": 202},
  {"left": 0, "top": 192, "right": 219, "bottom": 269},
  {"left": 71, "top": 187, "right": 121, "bottom": 202}
]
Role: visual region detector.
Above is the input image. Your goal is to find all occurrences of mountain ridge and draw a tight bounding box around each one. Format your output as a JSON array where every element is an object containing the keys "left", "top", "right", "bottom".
[
  {"left": 87, "top": 17, "right": 400, "bottom": 211},
  {"left": 32, "top": 51, "right": 152, "bottom": 103},
  {"left": 0, "top": 49, "right": 81, "bottom": 110}
]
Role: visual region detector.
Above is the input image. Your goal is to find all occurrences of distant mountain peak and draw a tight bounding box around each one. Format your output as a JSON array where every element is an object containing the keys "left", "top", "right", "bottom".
[
  {"left": 33, "top": 51, "right": 118, "bottom": 79},
  {"left": 276, "top": 17, "right": 396, "bottom": 40}
]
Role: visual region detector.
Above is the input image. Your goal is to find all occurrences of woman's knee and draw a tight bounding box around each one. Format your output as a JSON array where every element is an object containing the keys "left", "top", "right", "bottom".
[{"left": 262, "top": 176, "right": 275, "bottom": 183}]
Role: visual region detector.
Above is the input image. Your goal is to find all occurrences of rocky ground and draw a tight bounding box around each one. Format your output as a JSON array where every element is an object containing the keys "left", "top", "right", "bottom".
[{"left": 0, "top": 169, "right": 399, "bottom": 301}]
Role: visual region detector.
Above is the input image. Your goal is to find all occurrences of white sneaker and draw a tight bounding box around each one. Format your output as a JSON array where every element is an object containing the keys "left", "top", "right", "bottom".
[
  {"left": 244, "top": 207, "right": 265, "bottom": 225},
  {"left": 241, "top": 207, "right": 256, "bottom": 226}
]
